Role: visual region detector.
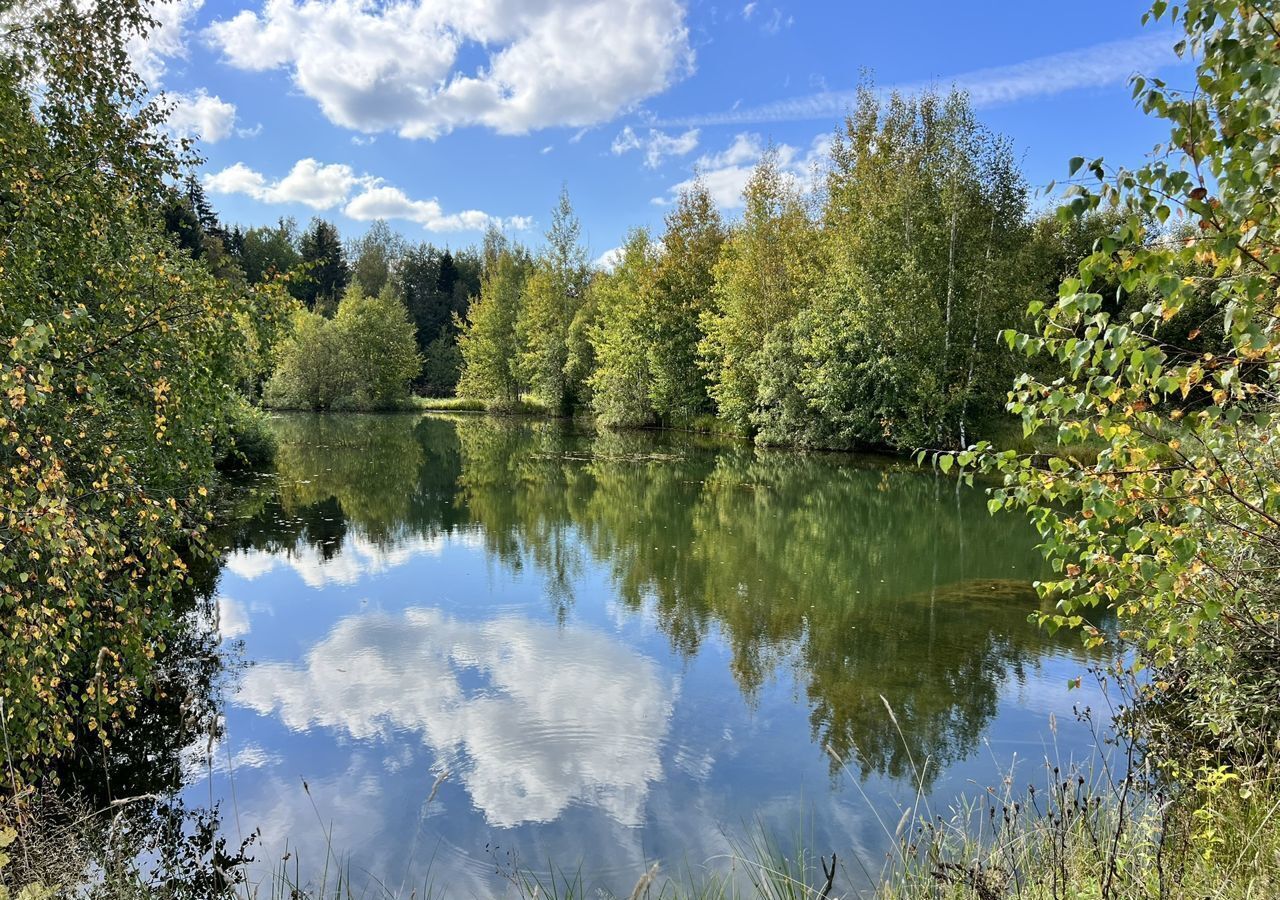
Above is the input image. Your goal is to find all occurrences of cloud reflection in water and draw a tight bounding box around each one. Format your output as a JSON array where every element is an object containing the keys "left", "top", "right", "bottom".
[{"left": 237, "top": 607, "right": 676, "bottom": 827}]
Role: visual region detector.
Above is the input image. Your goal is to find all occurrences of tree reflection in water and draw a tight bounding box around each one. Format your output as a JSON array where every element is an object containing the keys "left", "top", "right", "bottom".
[{"left": 217, "top": 412, "right": 1093, "bottom": 789}]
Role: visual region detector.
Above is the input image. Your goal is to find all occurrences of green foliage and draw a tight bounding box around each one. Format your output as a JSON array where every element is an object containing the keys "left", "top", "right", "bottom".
[
  {"left": 348, "top": 219, "right": 407, "bottom": 297},
  {"left": 236, "top": 217, "right": 302, "bottom": 285},
  {"left": 955, "top": 0, "right": 1280, "bottom": 763},
  {"left": 336, "top": 285, "right": 423, "bottom": 407},
  {"left": 398, "top": 243, "right": 480, "bottom": 394},
  {"left": 213, "top": 397, "right": 278, "bottom": 470},
  {"left": 648, "top": 181, "right": 727, "bottom": 425},
  {"left": 452, "top": 115, "right": 1029, "bottom": 447},
  {"left": 699, "top": 149, "right": 821, "bottom": 433},
  {"left": 265, "top": 285, "right": 421, "bottom": 411},
  {"left": 755, "top": 88, "right": 1031, "bottom": 449},
  {"left": 516, "top": 187, "right": 590, "bottom": 414},
  {"left": 419, "top": 330, "right": 464, "bottom": 397},
  {"left": 0, "top": 0, "right": 292, "bottom": 776},
  {"left": 588, "top": 229, "right": 660, "bottom": 427},
  {"left": 457, "top": 234, "right": 529, "bottom": 405},
  {"left": 264, "top": 308, "right": 349, "bottom": 410}
]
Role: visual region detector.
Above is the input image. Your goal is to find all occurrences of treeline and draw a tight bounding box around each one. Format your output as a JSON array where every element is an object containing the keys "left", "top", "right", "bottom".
[
  {"left": 163, "top": 182, "right": 483, "bottom": 405},
  {"left": 205, "top": 87, "right": 1122, "bottom": 446},
  {"left": 454, "top": 88, "right": 1117, "bottom": 450}
]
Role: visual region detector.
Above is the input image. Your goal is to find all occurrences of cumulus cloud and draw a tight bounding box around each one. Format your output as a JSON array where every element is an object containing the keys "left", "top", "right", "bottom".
[
  {"left": 611, "top": 126, "right": 700, "bottom": 169},
  {"left": 204, "top": 158, "right": 363, "bottom": 209},
  {"left": 204, "top": 158, "right": 528, "bottom": 231},
  {"left": 236, "top": 607, "right": 675, "bottom": 827},
  {"left": 167, "top": 90, "right": 238, "bottom": 142},
  {"left": 593, "top": 246, "right": 624, "bottom": 272},
  {"left": 345, "top": 185, "right": 527, "bottom": 233},
  {"left": 126, "top": 0, "right": 203, "bottom": 86},
  {"left": 654, "top": 131, "right": 830, "bottom": 209},
  {"left": 205, "top": 0, "right": 694, "bottom": 140}
]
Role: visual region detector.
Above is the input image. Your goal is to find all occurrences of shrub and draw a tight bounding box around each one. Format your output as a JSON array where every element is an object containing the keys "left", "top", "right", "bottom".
[{"left": 265, "top": 285, "right": 421, "bottom": 411}]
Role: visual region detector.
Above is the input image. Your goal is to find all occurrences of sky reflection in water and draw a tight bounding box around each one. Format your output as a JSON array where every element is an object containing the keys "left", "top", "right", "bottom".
[{"left": 196, "top": 413, "right": 1110, "bottom": 896}]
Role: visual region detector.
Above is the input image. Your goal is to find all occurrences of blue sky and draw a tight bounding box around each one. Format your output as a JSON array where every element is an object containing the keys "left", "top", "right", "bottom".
[{"left": 143, "top": 0, "right": 1189, "bottom": 261}]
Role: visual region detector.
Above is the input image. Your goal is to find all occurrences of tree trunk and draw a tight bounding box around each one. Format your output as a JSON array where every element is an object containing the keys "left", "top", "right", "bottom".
[{"left": 959, "top": 217, "right": 996, "bottom": 447}]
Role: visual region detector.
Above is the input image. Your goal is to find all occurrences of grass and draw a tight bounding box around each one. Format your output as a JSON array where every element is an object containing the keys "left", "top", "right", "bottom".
[
  {"left": 7, "top": 689, "right": 1277, "bottom": 900},
  {"left": 412, "top": 398, "right": 749, "bottom": 443},
  {"left": 413, "top": 395, "right": 552, "bottom": 416},
  {"left": 875, "top": 765, "right": 1280, "bottom": 900},
  {"left": 412, "top": 395, "right": 488, "bottom": 412}
]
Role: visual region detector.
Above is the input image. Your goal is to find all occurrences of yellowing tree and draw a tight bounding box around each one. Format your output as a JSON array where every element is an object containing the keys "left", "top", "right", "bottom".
[
  {"left": 650, "top": 181, "right": 727, "bottom": 426},
  {"left": 957, "top": 0, "right": 1280, "bottom": 760},
  {"left": 588, "top": 229, "right": 660, "bottom": 427},
  {"left": 457, "top": 235, "right": 530, "bottom": 406},
  {"left": 0, "top": 0, "right": 290, "bottom": 774},
  {"left": 699, "top": 150, "right": 820, "bottom": 433},
  {"left": 517, "top": 187, "right": 589, "bottom": 415}
]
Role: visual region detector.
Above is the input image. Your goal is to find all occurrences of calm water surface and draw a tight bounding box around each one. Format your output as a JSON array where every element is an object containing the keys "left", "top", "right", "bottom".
[{"left": 196, "top": 413, "right": 1107, "bottom": 896}]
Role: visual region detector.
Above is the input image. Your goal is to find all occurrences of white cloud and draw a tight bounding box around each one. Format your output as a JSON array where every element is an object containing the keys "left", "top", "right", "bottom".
[
  {"left": 204, "top": 157, "right": 362, "bottom": 209},
  {"left": 204, "top": 157, "right": 529, "bottom": 232},
  {"left": 611, "top": 126, "right": 700, "bottom": 169},
  {"left": 168, "top": 90, "right": 238, "bottom": 142},
  {"left": 742, "top": 2, "right": 757, "bottom": 19},
  {"left": 659, "top": 32, "right": 1180, "bottom": 127},
  {"left": 655, "top": 131, "right": 830, "bottom": 210},
  {"left": 183, "top": 737, "right": 280, "bottom": 780},
  {"left": 224, "top": 531, "right": 463, "bottom": 588},
  {"left": 593, "top": 246, "right": 624, "bottom": 272},
  {"left": 271, "top": 158, "right": 364, "bottom": 208},
  {"left": 127, "top": 0, "right": 204, "bottom": 86},
  {"left": 345, "top": 185, "right": 508, "bottom": 233},
  {"left": 206, "top": 0, "right": 694, "bottom": 140},
  {"left": 204, "top": 162, "right": 268, "bottom": 197},
  {"left": 700, "top": 131, "right": 768, "bottom": 169},
  {"left": 236, "top": 607, "right": 675, "bottom": 827}
]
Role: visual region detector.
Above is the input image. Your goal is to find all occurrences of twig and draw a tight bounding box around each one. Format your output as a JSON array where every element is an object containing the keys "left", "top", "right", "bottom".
[{"left": 819, "top": 853, "right": 837, "bottom": 899}]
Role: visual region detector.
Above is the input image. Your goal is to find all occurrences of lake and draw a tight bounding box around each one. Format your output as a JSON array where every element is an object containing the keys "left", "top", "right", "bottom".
[{"left": 194, "top": 412, "right": 1108, "bottom": 897}]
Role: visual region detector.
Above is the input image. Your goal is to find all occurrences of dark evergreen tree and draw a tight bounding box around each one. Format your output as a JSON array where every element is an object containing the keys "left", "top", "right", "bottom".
[
  {"left": 437, "top": 249, "right": 458, "bottom": 303},
  {"left": 184, "top": 175, "right": 223, "bottom": 240},
  {"left": 297, "top": 219, "right": 350, "bottom": 314},
  {"left": 396, "top": 244, "right": 481, "bottom": 395},
  {"left": 225, "top": 224, "right": 245, "bottom": 262},
  {"left": 162, "top": 188, "right": 204, "bottom": 257}
]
